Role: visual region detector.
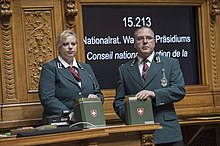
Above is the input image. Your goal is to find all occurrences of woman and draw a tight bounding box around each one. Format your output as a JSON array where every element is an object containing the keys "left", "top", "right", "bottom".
[{"left": 38, "top": 30, "right": 104, "bottom": 124}]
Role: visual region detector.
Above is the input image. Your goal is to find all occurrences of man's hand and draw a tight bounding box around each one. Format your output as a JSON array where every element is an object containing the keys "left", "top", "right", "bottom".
[{"left": 136, "top": 90, "right": 155, "bottom": 100}]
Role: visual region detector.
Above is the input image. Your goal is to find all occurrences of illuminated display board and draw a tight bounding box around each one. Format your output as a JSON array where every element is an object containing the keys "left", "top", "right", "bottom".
[{"left": 82, "top": 5, "right": 199, "bottom": 89}]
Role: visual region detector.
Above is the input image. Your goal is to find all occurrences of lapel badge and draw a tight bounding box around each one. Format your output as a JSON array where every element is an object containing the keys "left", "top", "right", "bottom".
[
  {"left": 161, "top": 69, "right": 168, "bottom": 87},
  {"left": 57, "top": 62, "right": 63, "bottom": 69},
  {"left": 155, "top": 56, "right": 161, "bottom": 63},
  {"left": 130, "top": 59, "right": 136, "bottom": 67}
]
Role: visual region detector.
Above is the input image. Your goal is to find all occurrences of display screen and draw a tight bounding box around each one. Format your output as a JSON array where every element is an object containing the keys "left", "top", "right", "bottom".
[{"left": 82, "top": 5, "right": 200, "bottom": 89}]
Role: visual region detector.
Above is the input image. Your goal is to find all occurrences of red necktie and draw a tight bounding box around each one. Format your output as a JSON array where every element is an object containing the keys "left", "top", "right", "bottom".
[
  {"left": 68, "top": 66, "right": 81, "bottom": 82},
  {"left": 142, "top": 60, "right": 149, "bottom": 80}
]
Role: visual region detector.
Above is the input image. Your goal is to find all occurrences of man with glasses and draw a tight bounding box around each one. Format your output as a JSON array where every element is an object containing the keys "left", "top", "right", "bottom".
[{"left": 113, "top": 26, "right": 185, "bottom": 146}]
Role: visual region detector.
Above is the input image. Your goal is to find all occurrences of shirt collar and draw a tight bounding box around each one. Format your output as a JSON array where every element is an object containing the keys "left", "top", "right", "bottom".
[
  {"left": 58, "top": 56, "right": 79, "bottom": 69},
  {"left": 138, "top": 51, "right": 155, "bottom": 65}
]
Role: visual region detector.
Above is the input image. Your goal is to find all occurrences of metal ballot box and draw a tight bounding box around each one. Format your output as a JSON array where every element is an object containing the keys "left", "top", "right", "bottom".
[
  {"left": 125, "top": 96, "right": 154, "bottom": 125},
  {"left": 73, "top": 98, "right": 106, "bottom": 129}
]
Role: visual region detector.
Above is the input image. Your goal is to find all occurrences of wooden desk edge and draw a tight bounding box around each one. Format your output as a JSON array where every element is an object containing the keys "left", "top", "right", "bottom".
[
  {"left": 0, "top": 128, "right": 108, "bottom": 145},
  {"left": 0, "top": 124, "right": 162, "bottom": 145},
  {"left": 104, "top": 123, "right": 162, "bottom": 133},
  {"left": 179, "top": 116, "right": 220, "bottom": 126}
]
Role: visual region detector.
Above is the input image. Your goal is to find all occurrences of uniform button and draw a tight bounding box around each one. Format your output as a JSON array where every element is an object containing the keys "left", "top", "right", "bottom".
[{"left": 79, "top": 92, "right": 82, "bottom": 95}]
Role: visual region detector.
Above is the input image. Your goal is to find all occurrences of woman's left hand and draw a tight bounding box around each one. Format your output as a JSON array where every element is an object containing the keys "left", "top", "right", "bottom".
[{"left": 88, "top": 94, "right": 98, "bottom": 98}]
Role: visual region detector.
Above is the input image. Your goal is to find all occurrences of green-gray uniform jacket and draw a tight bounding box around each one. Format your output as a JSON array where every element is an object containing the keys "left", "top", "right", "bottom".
[
  {"left": 39, "top": 58, "right": 104, "bottom": 121},
  {"left": 113, "top": 55, "right": 185, "bottom": 144}
]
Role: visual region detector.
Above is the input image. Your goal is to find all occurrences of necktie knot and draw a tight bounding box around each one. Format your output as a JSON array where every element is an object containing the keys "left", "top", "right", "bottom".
[{"left": 68, "top": 66, "right": 81, "bottom": 82}]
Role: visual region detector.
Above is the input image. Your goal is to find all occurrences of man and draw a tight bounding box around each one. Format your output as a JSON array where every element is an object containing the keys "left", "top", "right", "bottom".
[{"left": 113, "top": 26, "right": 185, "bottom": 146}]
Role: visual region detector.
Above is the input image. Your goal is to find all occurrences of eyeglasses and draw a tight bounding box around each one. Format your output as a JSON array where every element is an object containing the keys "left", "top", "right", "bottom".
[{"left": 136, "top": 36, "right": 154, "bottom": 42}]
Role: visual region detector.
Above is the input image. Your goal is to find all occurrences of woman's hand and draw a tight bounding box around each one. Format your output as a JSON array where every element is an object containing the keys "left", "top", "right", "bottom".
[{"left": 88, "top": 94, "right": 98, "bottom": 98}]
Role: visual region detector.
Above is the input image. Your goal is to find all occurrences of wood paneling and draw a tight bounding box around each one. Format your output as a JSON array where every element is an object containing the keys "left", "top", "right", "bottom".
[{"left": 0, "top": 0, "right": 63, "bottom": 128}]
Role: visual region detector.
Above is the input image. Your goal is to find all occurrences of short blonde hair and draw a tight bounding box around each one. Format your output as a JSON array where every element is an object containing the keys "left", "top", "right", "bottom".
[{"left": 56, "top": 30, "right": 78, "bottom": 49}]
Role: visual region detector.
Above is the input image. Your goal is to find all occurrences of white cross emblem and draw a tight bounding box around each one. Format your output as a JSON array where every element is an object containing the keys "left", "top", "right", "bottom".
[
  {"left": 90, "top": 109, "right": 97, "bottom": 117},
  {"left": 137, "top": 108, "right": 144, "bottom": 116}
]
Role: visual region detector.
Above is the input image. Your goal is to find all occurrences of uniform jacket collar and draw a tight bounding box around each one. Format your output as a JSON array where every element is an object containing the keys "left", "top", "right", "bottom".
[
  {"left": 128, "top": 54, "right": 163, "bottom": 87},
  {"left": 55, "top": 58, "right": 86, "bottom": 89}
]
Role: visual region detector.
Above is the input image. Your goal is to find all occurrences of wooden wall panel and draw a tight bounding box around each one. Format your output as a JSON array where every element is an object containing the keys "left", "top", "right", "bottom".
[
  {"left": 2, "top": 103, "right": 43, "bottom": 121},
  {"left": 0, "top": 0, "right": 63, "bottom": 128},
  {"left": 11, "top": 0, "right": 63, "bottom": 103}
]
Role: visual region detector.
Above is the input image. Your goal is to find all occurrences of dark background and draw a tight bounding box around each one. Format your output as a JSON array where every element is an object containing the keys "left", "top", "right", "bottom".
[{"left": 82, "top": 5, "right": 199, "bottom": 89}]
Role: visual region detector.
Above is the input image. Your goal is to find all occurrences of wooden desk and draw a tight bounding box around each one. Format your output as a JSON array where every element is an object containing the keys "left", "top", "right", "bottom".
[
  {"left": 98, "top": 123, "right": 162, "bottom": 146},
  {"left": 0, "top": 123, "right": 162, "bottom": 146}
]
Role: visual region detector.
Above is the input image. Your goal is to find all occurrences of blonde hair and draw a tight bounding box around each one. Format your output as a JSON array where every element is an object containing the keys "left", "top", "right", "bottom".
[{"left": 56, "top": 30, "right": 78, "bottom": 49}]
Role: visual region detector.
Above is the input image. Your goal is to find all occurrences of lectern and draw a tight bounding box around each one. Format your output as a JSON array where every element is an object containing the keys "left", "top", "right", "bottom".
[
  {"left": 125, "top": 96, "right": 154, "bottom": 125},
  {"left": 73, "top": 98, "right": 106, "bottom": 129}
]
